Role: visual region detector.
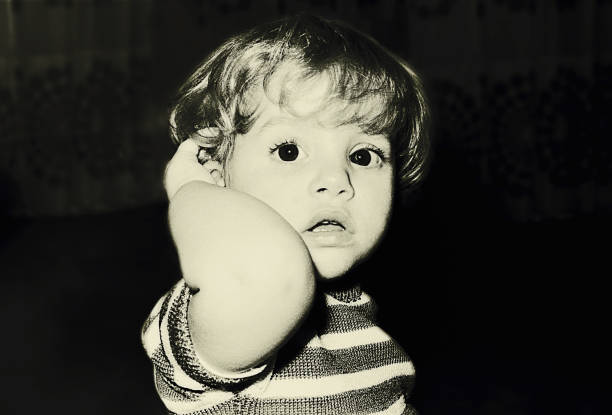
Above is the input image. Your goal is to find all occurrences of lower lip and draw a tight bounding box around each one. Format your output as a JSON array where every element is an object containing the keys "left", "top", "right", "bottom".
[{"left": 303, "top": 229, "right": 353, "bottom": 247}]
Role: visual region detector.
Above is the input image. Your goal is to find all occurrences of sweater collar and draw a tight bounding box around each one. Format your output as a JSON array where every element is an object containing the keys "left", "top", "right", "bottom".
[{"left": 322, "top": 279, "right": 362, "bottom": 303}]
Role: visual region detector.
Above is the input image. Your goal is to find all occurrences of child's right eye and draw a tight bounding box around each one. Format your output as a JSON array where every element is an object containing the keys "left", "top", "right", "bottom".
[{"left": 270, "top": 140, "right": 302, "bottom": 162}]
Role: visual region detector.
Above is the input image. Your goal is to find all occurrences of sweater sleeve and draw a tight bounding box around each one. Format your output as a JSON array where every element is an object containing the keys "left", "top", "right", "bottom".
[{"left": 141, "top": 280, "right": 270, "bottom": 412}]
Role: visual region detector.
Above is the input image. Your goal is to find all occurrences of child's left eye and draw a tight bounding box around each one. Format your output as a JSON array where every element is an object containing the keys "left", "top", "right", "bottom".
[{"left": 349, "top": 147, "right": 386, "bottom": 167}]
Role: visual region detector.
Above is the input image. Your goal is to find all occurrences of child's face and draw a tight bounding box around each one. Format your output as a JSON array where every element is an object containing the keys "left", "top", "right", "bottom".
[{"left": 224, "top": 79, "right": 393, "bottom": 280}]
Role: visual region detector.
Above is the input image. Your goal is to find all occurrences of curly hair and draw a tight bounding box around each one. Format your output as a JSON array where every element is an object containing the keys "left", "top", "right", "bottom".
[{"left": 170, "top": 13, "right": 430, "bottom": 193}]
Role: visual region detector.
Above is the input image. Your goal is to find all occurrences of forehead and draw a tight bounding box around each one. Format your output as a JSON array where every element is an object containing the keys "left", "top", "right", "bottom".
[
  {"left": 248, "top": 89, "right": 382, "bottom": 142},
  {"left": 245, "top": 101, "right": 391, "bottom": 155},
  {"left": 246, "top": 62, "right": 389, "bottom": 136},
  {"left": 263, "top": 62, "right": 331, "bottom": 117}
]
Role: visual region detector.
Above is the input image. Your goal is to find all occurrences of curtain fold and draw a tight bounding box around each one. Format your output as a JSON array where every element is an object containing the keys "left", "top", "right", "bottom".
[
  {"left": 2, "top": 0, "right": 610, "bottom": 220},
  {"left": 1, "top": 0, "right": 168, "bottom": 216}
]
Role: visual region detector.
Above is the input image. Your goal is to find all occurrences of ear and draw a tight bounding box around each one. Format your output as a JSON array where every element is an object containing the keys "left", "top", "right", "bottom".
[
  {"left": 195, "top": 127, "right": 220, "bottom": 140},
  {"left": 193, "top": 127, "right": 221, "bottom": 164},
  {"left": 192, "top": 128, "right": 226, "bottom": 187},
  {"left": 202, "top": 160, "right": 226, "bottom": 187}
]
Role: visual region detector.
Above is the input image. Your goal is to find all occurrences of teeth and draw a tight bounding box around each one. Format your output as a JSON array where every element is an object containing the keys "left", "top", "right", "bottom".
[
  {"left": 310, "top": 220, "right": 344, "bottom": 232},
  {"left": 313, "top": 227, "right": 341, "bottom": 232}
]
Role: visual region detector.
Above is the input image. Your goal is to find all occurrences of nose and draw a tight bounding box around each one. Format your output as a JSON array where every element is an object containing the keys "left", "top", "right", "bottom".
[{"left": 309, "top": 163, "right": 355, "bottom": 200}]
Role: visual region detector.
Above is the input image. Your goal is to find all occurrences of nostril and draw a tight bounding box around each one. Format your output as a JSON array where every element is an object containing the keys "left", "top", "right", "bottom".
[{"left": 317, "top": 187, "right": 348, "bottom": 195}]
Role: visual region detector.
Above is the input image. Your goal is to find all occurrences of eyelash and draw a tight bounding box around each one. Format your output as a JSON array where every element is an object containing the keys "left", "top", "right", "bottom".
[
  {"left": 268, "top": 139, "right": 297, "bottom": 154},
  {"left": 357, "top": 145, "right": 389, "bottom": 163},
  {"left": 268, "top": 139, "right": 389, "bottom": 165}
]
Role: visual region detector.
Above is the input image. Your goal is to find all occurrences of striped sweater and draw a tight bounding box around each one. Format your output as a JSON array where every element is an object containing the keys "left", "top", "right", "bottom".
[{"left": 142, "top": 280, "right": 417, "bottom": 414}]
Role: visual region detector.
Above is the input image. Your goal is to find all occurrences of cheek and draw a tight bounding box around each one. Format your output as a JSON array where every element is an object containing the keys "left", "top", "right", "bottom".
[
  {"left": 253, "top": 175, "right": 305, "bottom": 220},
  {"left": 357, "top": 170, "right": 393, "bottom": 205},
  {"left": 228, "top": 170, "right": 271, "bottom": 201},
  {"left": 225, "top": 144, "right": 266, "bottom": 195},
  {"left": 228, "top": 163, "right": 298, "bottom": 217},
  {"left": 355, "top": 172, "right": 393, "bottom": 234}
]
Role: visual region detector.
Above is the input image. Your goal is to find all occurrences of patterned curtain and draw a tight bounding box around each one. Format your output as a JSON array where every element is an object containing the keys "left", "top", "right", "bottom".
[
  {"left": 2, "top": 0, "right": 611, "bottom": 220},
  {"left": 401, "top": 0, "right": 612, "bottom": 222},
  {"left": 0, "top": 0, "right": 168, "bottom": 216},
  {"left": 152, "top": 0, "right": 612, "bottom": 222}
]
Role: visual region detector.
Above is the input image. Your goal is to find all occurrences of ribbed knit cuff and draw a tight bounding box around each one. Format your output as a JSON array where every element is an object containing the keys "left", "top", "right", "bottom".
[{"left": 324, "top": 282, "right": 362, "bottom": 303}]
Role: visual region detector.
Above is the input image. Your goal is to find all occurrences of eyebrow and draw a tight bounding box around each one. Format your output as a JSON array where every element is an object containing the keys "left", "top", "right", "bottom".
[
  {"left": 258, "top": 116, "right": 391, "bottom": 145},
  {"left": 258, "top": 117, "right": 293, "bottom": 132},
  {"left": 366, "top": 135, "right": 392, "bottom": 152}
]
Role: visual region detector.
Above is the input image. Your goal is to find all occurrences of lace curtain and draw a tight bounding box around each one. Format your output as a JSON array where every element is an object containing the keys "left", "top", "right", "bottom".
[
  {"left": 403, "top": 1, "right": 612, "bottom": 222},
  {"left": 0, "top": 0, "right": 168, "bottom": 216},
  {"left": 2, "top": 0, "right": 611, "bottom": 221}
]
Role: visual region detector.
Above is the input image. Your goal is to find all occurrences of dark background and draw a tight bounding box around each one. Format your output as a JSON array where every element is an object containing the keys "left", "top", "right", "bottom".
[{"left": 1, "top": 1, "right": 610, "bottom": 414}]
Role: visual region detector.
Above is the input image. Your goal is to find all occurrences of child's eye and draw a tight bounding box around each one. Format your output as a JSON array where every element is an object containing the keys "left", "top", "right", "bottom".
[
  {"left": 270, "top": 140, "right": 303, "bottom": 162},
  {"left": 349, "top": 146, "right": 387, "bottom": 167}
]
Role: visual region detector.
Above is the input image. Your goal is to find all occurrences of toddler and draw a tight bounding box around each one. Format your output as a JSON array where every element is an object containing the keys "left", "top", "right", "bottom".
[{"left": 142, "top": 13, "right": 429, "bottom": 415}]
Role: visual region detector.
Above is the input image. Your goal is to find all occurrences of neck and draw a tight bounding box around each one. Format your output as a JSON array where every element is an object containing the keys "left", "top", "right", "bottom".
[{"left": 319, "top": 270, "right": 362, "bottom": 303}]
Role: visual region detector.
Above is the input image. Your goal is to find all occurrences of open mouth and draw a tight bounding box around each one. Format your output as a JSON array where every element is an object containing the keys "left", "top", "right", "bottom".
[
  {"left": 303, "top": 212, "right": 353, "bottom": 247},
  {"left": 308, "top": 219, "right": 346, "bottom": 233}
]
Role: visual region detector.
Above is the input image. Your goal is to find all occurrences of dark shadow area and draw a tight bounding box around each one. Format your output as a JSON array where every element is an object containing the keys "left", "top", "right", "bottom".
[
  {"left": 2, "top": 1, "right": 610, "bottom": 413},
  {"left": 0, "top": 205, "right": 175, "bottom": 414},
  {"left": 363, "top": 179, "right": 609, "bottom": 414},
  {"left": 1, "top": 190, "right": 608, "bottom": 413},
  {"left": 405, "top": 149, "right": 606, "bottom": 413}
]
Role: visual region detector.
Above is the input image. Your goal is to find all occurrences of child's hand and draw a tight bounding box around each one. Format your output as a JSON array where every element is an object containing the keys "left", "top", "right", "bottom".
[{"left": 164, "top": 138, "right": 225, "bottom": 200}]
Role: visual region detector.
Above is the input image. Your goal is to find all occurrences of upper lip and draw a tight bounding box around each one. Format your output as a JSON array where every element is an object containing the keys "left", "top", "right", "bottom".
[{"left": 304, "top": 209, "right": 353, "bottom": 233}]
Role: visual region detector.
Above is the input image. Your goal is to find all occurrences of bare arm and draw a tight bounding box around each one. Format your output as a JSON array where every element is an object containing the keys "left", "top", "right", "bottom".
[{"left": 169, "top": 181, "right": 316, "bottom": 373}]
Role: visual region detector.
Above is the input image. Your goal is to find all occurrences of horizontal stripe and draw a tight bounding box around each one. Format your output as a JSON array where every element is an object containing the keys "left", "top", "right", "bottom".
[
  {"left": 143, "top": 282, "right": 417, "bottom": 414},
  {"left": 274, "top": 339, "right": 410, "bottom": 379},
  {"left": 143, "top": 287, "right": 173, "bottom": 360},
  {"left": 317, "top": 326, "right": 392, "bottom": 350},
  {"left": 236, "top": 377, "right": 412, "bottom": 414},
  {"left": 323, "top": 301, "right": 377, "bottom": 333},
  {"left": 162, "top": 391, "right": 234, "bottom": 415},
  {"left": 160, "top": 283, "right": 205, "bottom": 391},
  {"left": 141, "top": 293, "right": 165, "bottom": 334},
  {"left": 155, "top": 368, "right": 199, "bottom": 402},
  {"left": 166, "top": 282, "right": 262, "bottom": 390},
  {"left": 247, "top": 361, "right": 414, "bottom": 399},
  {"left": 166, "top": 402, "right": 238, "bottom": 415},
  {"left": 371, "top": 394, "right": 406, "bottom": 415},
  {"left": 242, "top": 365, "right": 276, "bottom": 396},
  {"left": 155, "top": 368, "right": 235, "bottom": 414},
  {"left": 151, "top": 347, "right": 176, "bottom": 380},
  {"left": 142, "top": 313, "right": 161, "bottom": 358}
]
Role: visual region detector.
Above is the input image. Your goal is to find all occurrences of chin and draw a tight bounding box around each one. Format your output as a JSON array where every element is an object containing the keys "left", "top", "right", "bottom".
[
  {"left": 310, "top": 250, "right": 358, "bottom": 281},
  {"left": 315, "top": 268, "right": 349, "bottom": 280}
]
